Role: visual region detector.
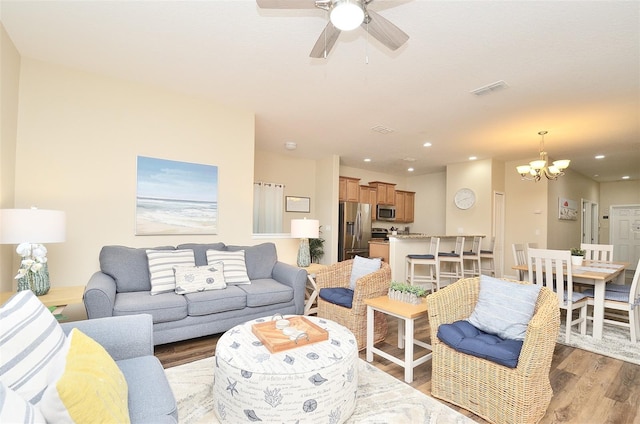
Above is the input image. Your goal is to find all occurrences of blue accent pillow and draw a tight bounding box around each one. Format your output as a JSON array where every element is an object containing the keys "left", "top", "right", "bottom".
[
  {"left": 319, "top": 288, "right": 354, "bottom": 308},
  {"left": 467, "top": 275, "right": 541, "bottom": 341},
  {"left": 349, "top": 256, "right": 381, "bottom": 290},
  {"left": 437, "top": 320, "right": 523, "bottom": 368}
]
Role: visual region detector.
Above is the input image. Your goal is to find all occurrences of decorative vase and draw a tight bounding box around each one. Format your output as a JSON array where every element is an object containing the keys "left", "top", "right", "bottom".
[
  {"left": 17, "top": 263, "right": 50, "bottom": 296},
  {"left": 571, "top": 255, "right": 584, "bottom": 266}
]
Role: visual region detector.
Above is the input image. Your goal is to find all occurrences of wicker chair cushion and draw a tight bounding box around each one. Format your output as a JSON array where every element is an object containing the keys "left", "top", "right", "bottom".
[
  {"left": 468, "top": 275, "right": 541, "bottom": 340},
  {"left": 319, "top": 288, "right": 354, "bottom": 308},
  {"left": 437, "top": 320, "right": 523, "bottom": 368},
  {"left": 349, "top": 256, "right": 381, "bottom": 290}
]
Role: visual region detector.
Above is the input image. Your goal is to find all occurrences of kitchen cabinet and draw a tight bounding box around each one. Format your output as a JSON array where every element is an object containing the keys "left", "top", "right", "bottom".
[
  {"left": 368, "top": 181, "right": 396, "bottom": 205},
  {"left": 395, "top": 190, "right": 415, "bottom": 223},
  {"left": 359, "top": 185, "right": 377, "bottom": 208},
  {"left": 369, "top": 241, "right": 390, "bottom": 264},
  {"left": 339, "top": 177, "right": 360, "bottom": 202}
]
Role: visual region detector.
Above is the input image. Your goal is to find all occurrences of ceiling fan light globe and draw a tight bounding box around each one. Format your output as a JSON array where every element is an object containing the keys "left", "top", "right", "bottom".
[{"left": 330, "top": 0, "right": 365, "bottom": 31}]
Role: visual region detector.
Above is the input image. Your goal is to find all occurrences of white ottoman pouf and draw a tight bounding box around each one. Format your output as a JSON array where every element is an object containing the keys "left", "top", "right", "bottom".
[{"left": 213, "top": 315, "right": 359, "bottom": 423}]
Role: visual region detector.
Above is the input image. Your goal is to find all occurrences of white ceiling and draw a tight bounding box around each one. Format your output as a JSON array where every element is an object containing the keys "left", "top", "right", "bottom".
[{"left": 2, "top": 0, "right": 639, "bottom": 182}]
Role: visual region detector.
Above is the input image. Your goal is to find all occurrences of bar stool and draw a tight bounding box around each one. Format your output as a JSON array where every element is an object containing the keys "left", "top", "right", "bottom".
[
  {"left": 463, "top": 236, "right": 482, "bottom": 277},
  {"left": 480, "top": 236, "right": 495, "bottom": 276},
  {"left": 438, "top": 236, "right": 465, "bottom": 287},
  {"left": 405, "top": 237, "right": 440, "bottom": 293}
]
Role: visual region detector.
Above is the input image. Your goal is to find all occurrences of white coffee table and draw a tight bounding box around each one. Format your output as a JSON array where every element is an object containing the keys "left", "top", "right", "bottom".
[{"left": 213, "top": 315, "right": 359, "bottom": 423}]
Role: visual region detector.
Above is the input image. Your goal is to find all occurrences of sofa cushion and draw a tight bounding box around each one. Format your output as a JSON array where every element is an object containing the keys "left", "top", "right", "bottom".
[
  {"left": 349, "top": 256, "right": 381, "bottom": 290},
  {"left": 176, "top": 243, "right": 226, "bottom": 266},
  {"left": 117, "top": 356, "right": 178, "bottom": 423},
  {"left": 319, "top": 287, "right": 354, "bottom": 309},
  {"left": 467, "top": 275, "right": 541, "bottom": 341},
  {"left": 206, "top": 250, "right": 251, "bottom": 285},
  {"left": 239, "top": 279, "right": 294, "bottom": 307},
  {"left": 173, "top": 262, "right": 226, "bottom": 294},
  {"left": 0, "top": 290, "right": 66, "bottom": 404},
  {"left": 437, "top": 320, "right": 523, "bottom": 368},
  {"left": 100, "top": 245, "right": 174, "bottom": 293},
  {"left": 227, "top": 243, "right": 277, "bottom": 280},
  {"left": 39, "top": 328, "right": 130, "bottom": 424},
  {"left": 184, "top": 286, "right": 248, "bottom": 316},
  {"left": 114, "top": 292, "right": 187, "bottom": 323},
  {"left": 147, "top": 249, "right": 196, "bottom": 295},
  {"left": 0, "top": 381, "right": 47, "bottom": 423}
]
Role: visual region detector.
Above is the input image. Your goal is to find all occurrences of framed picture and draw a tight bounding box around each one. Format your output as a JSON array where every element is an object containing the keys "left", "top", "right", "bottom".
[
  {"left": 558, "top": 197, "right": 578, "bottom": 221},
  {"left": 285, "top": 196, "right": 310, "bottom": 213},
  {"left": 136, "top": 156, "right": 218, "bottom": 235}
]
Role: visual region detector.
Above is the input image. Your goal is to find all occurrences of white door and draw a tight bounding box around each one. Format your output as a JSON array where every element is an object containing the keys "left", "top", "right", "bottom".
[
  {"left": 493, "top": 191, "right": 505, "bottom": 277},
  {"left": 581, "top": 199, "right": 599, "bottom": 244},
  {"left": 610, "top": 204, "right": 640, "bottom": 274}
]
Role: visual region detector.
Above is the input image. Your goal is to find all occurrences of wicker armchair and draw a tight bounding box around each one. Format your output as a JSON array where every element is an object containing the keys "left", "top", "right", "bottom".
[
  {"left": 427, "top": 277, "right": 560, "bottom": 424},
  {"left": 316, "top": 259, "right": 392, "bottom": 351}
]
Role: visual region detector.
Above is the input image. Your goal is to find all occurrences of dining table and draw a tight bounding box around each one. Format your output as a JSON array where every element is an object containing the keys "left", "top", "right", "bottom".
[{"left": 512, "top": 260, "right": 629, "bottom": 340}]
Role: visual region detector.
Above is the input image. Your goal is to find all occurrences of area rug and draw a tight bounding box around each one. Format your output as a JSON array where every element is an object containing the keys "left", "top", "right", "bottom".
[
  {"left": 164, "top": 356, "right": 474, "bottom": 423},
  {"left": 558, "top": 319, "right": 640, "bottom": 365}
]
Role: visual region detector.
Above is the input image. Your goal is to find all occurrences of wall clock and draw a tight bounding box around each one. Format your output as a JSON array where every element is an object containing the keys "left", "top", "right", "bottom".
[{"left": 454, "top": 188, "right": 476, "bottom": 210}]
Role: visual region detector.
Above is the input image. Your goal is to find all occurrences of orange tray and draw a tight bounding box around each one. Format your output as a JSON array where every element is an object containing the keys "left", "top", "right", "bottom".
[{"left": 251, "top": 316, "right": 328, "bottom": 353}]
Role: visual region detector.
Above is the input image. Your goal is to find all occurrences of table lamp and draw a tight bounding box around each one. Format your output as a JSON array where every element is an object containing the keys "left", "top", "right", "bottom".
[
  {"left": 291, "top": 218, "right": 319, "bottom": 267},
  {"left": 0, "top": 208, "right": 66, "bottom": 295}
]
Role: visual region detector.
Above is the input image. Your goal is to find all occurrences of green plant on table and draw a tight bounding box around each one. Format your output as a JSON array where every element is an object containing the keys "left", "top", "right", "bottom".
[
  {"left": 389, "top": 281, "right": 428, "bottom": 298},
  {"left": 570, "top": 247, "right": 586, "bottom": 256}
]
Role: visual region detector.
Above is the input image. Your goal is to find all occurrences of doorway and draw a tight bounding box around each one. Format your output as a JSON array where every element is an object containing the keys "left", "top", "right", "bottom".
[
  {"left": 609, "top": 204, "right": 640, "bottom": 275},
  {"left": 581, "top": 199, "right": 599, "bottom": 244}
]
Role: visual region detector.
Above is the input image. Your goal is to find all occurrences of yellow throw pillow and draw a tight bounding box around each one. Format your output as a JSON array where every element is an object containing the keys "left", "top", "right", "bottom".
[{"left": 39, "top": 328, "right": 130, "bottom": 424}]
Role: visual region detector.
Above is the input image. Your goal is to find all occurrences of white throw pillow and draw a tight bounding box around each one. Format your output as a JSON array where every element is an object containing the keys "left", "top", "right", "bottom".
[
  {"left": 467, "top": 275, "right": 542, "bottom": 341},
  {"left": 206, "top": 250, "right": 251, "bottom": 285},
  {"left": 349, "top": 256, "right": 382, "bottom": 290},
  {"left": 174, "top": 262, "right": 227, "bottom": 294},
  {"left": 0, "top": 382, "right": 46, "bottom": 424},
  {"left": 0, "top": 290, "right": 66, "bottom": 405},
  {"left": 146, "top": 249, "right": 196, "bottom": 295}
]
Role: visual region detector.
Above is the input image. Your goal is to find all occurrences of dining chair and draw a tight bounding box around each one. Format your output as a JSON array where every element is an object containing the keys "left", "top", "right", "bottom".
[
  {"left": 438, "top": 236, "right": 465, "bottom": 287},
  {"left": 512, "top": 243, "right": 527, "bottom": 280},
  {"left": 405, "top": 237, "right": 440, "bottom": 292},
  {"left": 463, "top": 236, "right": 482, "bottom": 278},
  {"left": 580, "top": 243, "right": 614, "bottom": 262},
  {"left": 480, "top": 236, "right": 495, "bottom": 277},
  {"left": 582, "top": 258, "right": 640, "bottom": 343},
  {"left": 527, "top": 248, "right": 588, "bottom": 343}
]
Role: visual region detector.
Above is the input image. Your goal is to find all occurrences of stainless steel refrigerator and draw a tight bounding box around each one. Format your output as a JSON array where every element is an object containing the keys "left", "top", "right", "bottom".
[{"left": 338, "top": 202, "right": 372, "bottom": 262}]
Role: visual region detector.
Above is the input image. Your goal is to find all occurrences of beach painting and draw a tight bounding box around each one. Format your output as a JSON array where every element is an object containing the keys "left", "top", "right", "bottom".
[
  {"left": 136, "top": 156, "right": 218, "bottom": 235},
  {"left": 558, "top": 197, "right": 578, "bottom": 221}
]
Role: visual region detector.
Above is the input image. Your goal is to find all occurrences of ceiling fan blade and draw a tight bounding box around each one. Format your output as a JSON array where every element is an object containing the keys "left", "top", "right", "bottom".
[
  {"left": 256, "top": 0, "right": 319, "bottom": 9},
  {"left": 362, "top": 9, "right": 409, "bottom": 51},
  {"left": 309, "top": 22, "right": 341, "bottom": 58}
]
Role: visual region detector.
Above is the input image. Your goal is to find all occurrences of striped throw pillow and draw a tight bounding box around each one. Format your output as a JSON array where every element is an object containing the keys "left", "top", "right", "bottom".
[
  {"left": 206, "top": 250, "right": 251, "bottom": 285},
  {"left": 0, "top": 382, "right": 47, "bottom": 423},
  {"left": 146, "top": 249, "right": 195, "bottom": 295},
  {"left": 0, "top": 290, "right": 66, "bottom": 405}
]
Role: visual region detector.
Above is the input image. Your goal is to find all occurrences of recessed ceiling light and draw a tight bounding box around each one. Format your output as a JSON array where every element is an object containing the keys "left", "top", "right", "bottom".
[
  {"left": 469, "top": 156, "right": 477, "bottom": 161},
  {"left": 622, "top": 176, "right": 630, "bottom": 180},
  {"left": 363, "top": 158, "right": 371, "bottom": 162},
  {"left": 423, "top": 142, "right": 432, "bottom": 147},
  {"left": 595, "top": 155, "right": 605, "bottom": 159},
  {"left": 408, "top": 167, "right": 414, "bottom": 172}
]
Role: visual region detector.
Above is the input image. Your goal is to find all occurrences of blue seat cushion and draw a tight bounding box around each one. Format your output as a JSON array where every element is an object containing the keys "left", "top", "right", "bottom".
[
  {"left": 437, "top": 320, "right": 523, "bottom": 368},
  {"left": 438, "top": 252, "right": 460, "bottom": 257},
  {"left": 583, "top": 286, "right": 631, "bottom": 302},
  {"left": 480, "top": 250, "right": 493, "bottom": 254},
  {"left": 319, "top": 287, "right": 354, "bottom": 308},
  {"left": 407, "top": 254, "right": 435, "bottom": 259}
]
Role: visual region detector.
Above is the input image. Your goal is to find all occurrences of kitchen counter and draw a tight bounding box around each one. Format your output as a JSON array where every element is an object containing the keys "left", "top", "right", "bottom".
[
  {"left": 369, "top": 240, "right": 390, "bottom": 262},
  {"left": 369, "top": 239, "right": 389, "bottom": 244},
  {"left": 389, "top": 234, "right": 485, "bottom": 240}
]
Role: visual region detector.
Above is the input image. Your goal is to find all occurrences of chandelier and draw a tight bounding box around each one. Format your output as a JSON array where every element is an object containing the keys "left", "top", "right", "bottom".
[{"left": 516, "top": 131, "right": 570, "bottom": 181}]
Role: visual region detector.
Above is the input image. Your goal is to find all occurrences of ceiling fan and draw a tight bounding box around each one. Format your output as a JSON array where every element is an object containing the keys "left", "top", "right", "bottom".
[{"left": 256, "top": 0, "right": 410, "bottom": 58}]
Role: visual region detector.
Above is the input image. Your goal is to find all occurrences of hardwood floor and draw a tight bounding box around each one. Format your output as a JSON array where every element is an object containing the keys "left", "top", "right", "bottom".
[{"left": 155, "top": 316, "right": 640, "bottom": 423}]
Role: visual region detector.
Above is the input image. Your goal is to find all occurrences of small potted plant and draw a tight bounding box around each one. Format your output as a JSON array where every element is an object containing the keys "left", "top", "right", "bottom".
[
  {"left": 570, "top": 247, "right": 585, "bottom": 266},
  {"left": 388, "top": 281, "right": 428, "bottom": 305}
]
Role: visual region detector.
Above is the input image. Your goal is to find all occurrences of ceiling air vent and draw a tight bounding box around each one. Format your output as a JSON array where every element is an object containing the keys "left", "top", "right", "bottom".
[
  {"left": 371, "top": 125, "right": 395, "bottom": 134},
  {"left": 470, "top": 80, "right": 508, "bottom": 96}
]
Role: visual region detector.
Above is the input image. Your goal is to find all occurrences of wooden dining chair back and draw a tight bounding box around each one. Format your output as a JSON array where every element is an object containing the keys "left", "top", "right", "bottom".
[
  {"left": 527, "top": 248, "right": 588, "bottom": 343},
  {"left": 583, "top": 258, "right": 640, "bottom": 343},
  {"left": 512, "top": 243, "right": 527, "bottom": 280},
  {"left": 580, "top": 243, "right": 614, "bottom": 262}
]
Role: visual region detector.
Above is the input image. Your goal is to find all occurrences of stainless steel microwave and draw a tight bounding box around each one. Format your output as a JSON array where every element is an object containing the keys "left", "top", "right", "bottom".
[{"left": 376, "top": 205, "right": 396, "bottom": 221}]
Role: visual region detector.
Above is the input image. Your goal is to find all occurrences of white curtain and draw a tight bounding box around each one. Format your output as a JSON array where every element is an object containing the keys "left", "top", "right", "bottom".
[{"left": 253, "top": 182, "right": 284, "bottom": 233}]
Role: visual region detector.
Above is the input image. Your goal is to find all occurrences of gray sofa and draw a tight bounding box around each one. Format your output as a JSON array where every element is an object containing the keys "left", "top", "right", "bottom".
[
  {"left": 84, "top": 242, "right": 307, "bottom": 345},
  {"left": 61, "top": 314, "right": 178, "bottom": 424}
]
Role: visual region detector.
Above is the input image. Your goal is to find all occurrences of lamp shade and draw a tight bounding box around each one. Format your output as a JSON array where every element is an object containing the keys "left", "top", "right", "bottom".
[
  {"left": 0, "top": 209, "right": 66, "bottom": 244},
  {"left": 291, "top": 219, "right": 319, "bottom": 239}
]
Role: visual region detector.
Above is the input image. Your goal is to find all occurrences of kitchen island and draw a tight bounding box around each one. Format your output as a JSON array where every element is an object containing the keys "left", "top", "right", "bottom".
[{"left": 388, "top": 234, "right": 485, "bottom": 284}]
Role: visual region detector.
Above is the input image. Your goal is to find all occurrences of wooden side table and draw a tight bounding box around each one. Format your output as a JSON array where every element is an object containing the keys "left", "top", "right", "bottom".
[
  {"left": 301, "top": 263, "right": 327, "bottom": 316},
  {"left": 364, "top": 295, "right": 432, "bottom": 383},
  {"left": 1, "top": 286, "right": 85, "bottom": 318}
]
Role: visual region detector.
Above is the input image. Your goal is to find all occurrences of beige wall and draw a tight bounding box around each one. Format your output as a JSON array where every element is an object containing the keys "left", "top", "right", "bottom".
[
  {"left": 599, "top": 180, "right": 640, "bottom": 244},
  {"left": 1, "top": 25, "right": 21, "bottom": 289},
  {"left": 10, "top": 58, "right": 262, "bottom": 289},
  {"left": 406, "top": 172, "right": 446, "bottom": 235}
]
